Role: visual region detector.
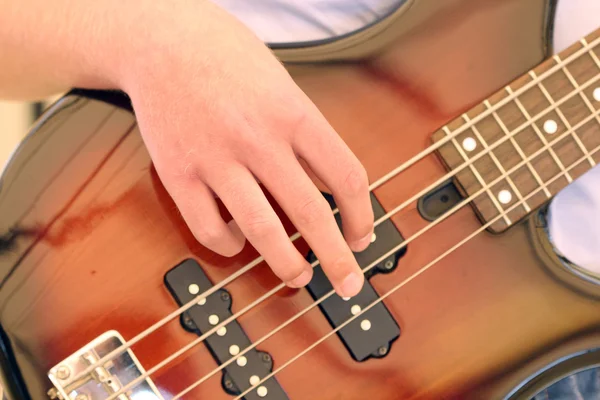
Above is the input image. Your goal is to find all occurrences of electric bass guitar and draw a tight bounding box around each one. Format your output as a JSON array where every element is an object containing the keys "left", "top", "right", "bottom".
[{"left": 1, "top": 0, "right": 599, "bottom": 399}]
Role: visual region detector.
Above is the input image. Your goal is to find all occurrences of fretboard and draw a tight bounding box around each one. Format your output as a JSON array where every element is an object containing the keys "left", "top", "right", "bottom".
[{"left": 433, "top": 28, "right": 600, "bottom": 233}]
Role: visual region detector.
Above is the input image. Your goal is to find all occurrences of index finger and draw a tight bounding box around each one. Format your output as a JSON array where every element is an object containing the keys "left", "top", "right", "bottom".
[
  {"left": 293, "top": 110, "right": 374, "bottom": 252},
  {"left": 252, "top": 148, "right": 365, "bottom": 298}
]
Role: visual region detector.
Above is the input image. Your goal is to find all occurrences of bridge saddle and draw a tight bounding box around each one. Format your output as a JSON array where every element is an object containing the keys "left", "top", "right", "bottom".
[{"left": 47, "top": 330, "right": 163, "bottom": 400}]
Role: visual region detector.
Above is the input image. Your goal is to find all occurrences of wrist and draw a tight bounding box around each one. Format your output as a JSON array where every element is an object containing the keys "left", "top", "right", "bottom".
[
  {"left": 105, "top": 0, "right": 225, "bottom": 98},
  {"left": 67, "top": 2, "right": 142, "bottom": 92}
]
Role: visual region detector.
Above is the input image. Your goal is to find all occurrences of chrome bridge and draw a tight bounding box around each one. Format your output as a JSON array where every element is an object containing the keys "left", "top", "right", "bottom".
[{"left": 47, "top": 331, "right": 163, "bottom": 400}]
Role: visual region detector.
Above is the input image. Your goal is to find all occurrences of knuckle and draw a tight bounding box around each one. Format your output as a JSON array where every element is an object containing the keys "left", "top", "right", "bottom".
[
  {"left": 295, "top": 197, "right": 328, "bottom": 227},
  {"left": 175, "top": 161, "right": 207, "bottom": 186},
  {"left": 342, "top": 165, "right": 369, "bottom": 197},
  {"left": 278, "top": 97, "right": 311, "bottom": 138},
  {"left": 288, "top": 104, "right": 310, "bottom": 131}
]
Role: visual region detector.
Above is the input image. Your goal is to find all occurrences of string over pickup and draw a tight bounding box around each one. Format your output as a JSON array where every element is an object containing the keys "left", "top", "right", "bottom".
[
  {"left": 164, "top": 259, "right": 288, "bottom": 400},
  {"left": 304, "top": 193, "right": 404, "bottom": 362}
]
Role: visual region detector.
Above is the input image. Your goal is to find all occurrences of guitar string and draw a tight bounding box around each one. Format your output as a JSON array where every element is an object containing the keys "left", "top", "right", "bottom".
[
  {"left": 69, "top": 46, "right": 600, "bottom": 390},
  {"left": 66, "top": 36, "right": 600, "bottom": 386},
  {"left": 108, "top": 103, "right": 600, "bottom": 400},
  {"left": 170, "top": 115, "right": 600, "bottom": 400},
  {"left": 82, "top": 69, "right": 600, "bottom": 394},
  {"left": 228, "top": 143, "right": 600, "bottom": 400}
]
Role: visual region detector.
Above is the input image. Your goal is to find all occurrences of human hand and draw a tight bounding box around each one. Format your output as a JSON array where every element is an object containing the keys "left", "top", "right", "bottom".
[{"left": 117, "top": 1, "right": 374, "bottom": 297}]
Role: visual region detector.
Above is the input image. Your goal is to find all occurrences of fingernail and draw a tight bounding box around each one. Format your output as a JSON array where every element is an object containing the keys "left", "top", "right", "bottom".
[
  {"left": 350, "top": 231, "right": 374, "bottom": 253},
  {"left": 339, "top": 272, "right": 364, "bottom": 297},
  {"left": 287, "top": 269, "right": 313, "bottom": 288}
]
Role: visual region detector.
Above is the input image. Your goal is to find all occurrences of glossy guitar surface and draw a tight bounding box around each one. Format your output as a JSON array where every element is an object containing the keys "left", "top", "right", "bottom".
[{"left": 1, "top": 0, "right": 600, "bottom": 399}]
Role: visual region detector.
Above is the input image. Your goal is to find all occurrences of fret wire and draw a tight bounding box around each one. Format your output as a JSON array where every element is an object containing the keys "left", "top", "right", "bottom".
[
  {"left": 530, "top": 69, "right": 594, "bottom": 168},
  {"left": 554, "top": 53, "right": 599, "bottom": 165},
  {"left": 549, "top": 56, "right": 597, "bottom": 167},
  {"left": 461, "top": 114, "right": 530, "bottom": 212},
  {"left": 65, "top": 34, "right": 600, "bottom": 393},
  {"left": 444, "top": 34, "right": 600, "bottom": 141},
  {"left": 482, "top": 99, "right": 546, "bottom": 207},
  {"left": 578, "top": 38, "right": 600, "bottom": 150},
  {"left": 581, "top": 39, "right": 600, "bottom": 105},
  {"left": 75, "top": 32, "right": 600, "bottom": 390},
  {"left": 527, "top": 70, "right": 575, "bottom": 183},
  {"left": 104, "top": 95, "right": 600, "bottom": 400},
  {"left": 442, "top": 126, "right": 511, "bottom": 225},
  {"left": 504, "top": 87, "right": 557, "bottom": 198},
  {"left": 228, "top": 139, "right": 600, "bottom": 400},
  {"left": 443, "top": 70, "right": 600, "bottom": 171},
  {"left": 581, "top": 38, "right": 600, "bottom": 67}
]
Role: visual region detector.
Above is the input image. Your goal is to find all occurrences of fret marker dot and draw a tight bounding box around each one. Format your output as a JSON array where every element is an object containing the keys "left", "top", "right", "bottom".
[
  {"left": 351, "top": 305, "right": 361, "bottom": 315},
  {"left": 370, "top": 232, "right": 377, "bottom": 243},
  {"left": 498, "top": 190, "right": 512, "bottom": 205},
  {"left": 188, "top": 284, "right": 199, "bottom": 295},
  {"left": 249, "top": 375, "right": 260, "bottom": 386},
  {"left": 217, "top": 326, "right": 227, "bottom": 336},
  {"left": 361, "top": 319, "right": 372, "bottom": 331},
  {"left": 257, "top": 386, "right": 268, "bottom": 397},
  {"left": 342, "top": 297, "right": 350, "bottom": 301},
  {"left": 462, "top": 137, "right": 477, "bottom": 152},
  {"left": 236, "top": 356, "right": 247, "bottom": 367},
  {"left": 543, "top": 119, "right": 558, "bottom": 134},
  {"left": 208, "top": 314, "right": 219, "bottom": 325},
  {"left": 229, "top": 345, "right": 240, "bottom": 356},
  {"left": 594, "top": 87, "right": 600, "bottom": 102},
  {"left": 197, "top": 297, "right": 206, "bottom": 306}
]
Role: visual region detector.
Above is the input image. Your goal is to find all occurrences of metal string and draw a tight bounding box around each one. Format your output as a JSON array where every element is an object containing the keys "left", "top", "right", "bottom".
[
  {"left": 110, "top": 103, "right": 600, "bottom": 400},
  {"left": 229, "top": 142, "right": 600, "bottom": 400},
  {"left": 66, "top": 35, "right": 600, "bottom": 391}
]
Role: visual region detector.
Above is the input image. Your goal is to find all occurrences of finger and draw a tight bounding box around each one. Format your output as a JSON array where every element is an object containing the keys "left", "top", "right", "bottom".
[
  {"left": 210, "top": 166, "right": 313, "bottom": 288},
  {"left": 293, "top": 115, "right": 374, "bottom": 253},
  {"left": 170, "top": 180, "right": 246, "bottom": 257},
  {"left": 252, "top": 148, "right": 364, "bottom": 298}
]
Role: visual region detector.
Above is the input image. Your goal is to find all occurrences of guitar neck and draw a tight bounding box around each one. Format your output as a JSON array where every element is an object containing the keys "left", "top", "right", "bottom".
[{"left": 432, "top": 27, "right": 600, "bottom": 233}]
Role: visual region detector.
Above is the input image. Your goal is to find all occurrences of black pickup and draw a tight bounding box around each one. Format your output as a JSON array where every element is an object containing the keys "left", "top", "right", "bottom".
[
  {"left": 165, "top": 259, "right": 288, "bottom": 400},
  {"left": 305, "top": 193, "right": 405, "bottom": 362}
]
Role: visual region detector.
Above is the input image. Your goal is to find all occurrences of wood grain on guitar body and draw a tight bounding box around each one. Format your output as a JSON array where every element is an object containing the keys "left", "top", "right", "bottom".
[{"left": 0, "top": 1, "right": 599, "bottom": 399}]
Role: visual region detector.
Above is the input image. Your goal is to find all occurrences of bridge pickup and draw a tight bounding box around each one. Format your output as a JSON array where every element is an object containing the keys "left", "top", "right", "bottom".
[
  {"left": 305, "top": 193, "right": 404, "bottom": 362},
  {"left": 164, "top": 259, "right": 288, "bottom": 400}
]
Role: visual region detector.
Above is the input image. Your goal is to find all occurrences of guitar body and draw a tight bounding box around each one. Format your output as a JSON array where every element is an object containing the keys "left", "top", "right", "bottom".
[{"left": 1, "top": 0, "right": 599, "bottom": 399}]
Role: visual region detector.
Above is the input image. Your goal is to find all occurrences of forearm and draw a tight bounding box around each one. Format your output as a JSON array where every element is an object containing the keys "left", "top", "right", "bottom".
[
  {"left": 0, "top": 0, "right": 373, "bottom": 298},
  {"left": 0, "top": 0, "right": 121, "bottom": 100},
  {"left": 0, "top": 0, "right": 227, "bottom": 101}
]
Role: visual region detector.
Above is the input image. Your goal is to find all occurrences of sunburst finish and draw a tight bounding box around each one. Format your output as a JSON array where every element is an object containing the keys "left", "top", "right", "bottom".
[{"left": 1, "top": 1, "right": 599, "bottom": 399}]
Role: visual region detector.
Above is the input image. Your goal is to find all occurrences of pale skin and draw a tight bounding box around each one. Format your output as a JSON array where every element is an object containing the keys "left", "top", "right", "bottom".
[{"left": 0, "top": 0, "right": 374, "bottom": 298}]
